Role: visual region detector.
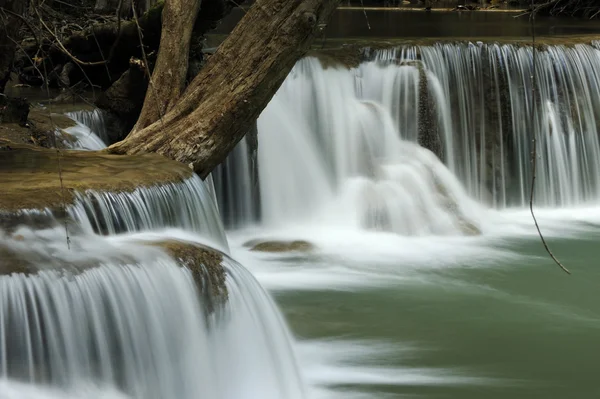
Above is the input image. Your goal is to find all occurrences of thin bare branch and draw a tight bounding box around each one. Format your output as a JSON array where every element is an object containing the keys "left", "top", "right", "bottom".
[
  {"left": 528, "top": 0, "right": 571, "bottom": 275},
  {"left": 131, "top": 2, "right": 164, "bottom": 127},
  {"left": 34, "top": 7, "right": 107, "bottom": 66},
  {"left": 360, "top": 0, "right": 371, "bottom": 30}
]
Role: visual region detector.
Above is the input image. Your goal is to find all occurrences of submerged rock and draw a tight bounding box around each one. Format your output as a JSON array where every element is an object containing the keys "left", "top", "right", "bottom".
[{"left": 245, "top": 239, "right": 316, "bottom": 253}]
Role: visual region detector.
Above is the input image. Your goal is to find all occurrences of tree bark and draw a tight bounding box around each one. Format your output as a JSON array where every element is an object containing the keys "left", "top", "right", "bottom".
[
  {"left": 108, "top": 0, "right": 339, "bottom": 178},
  {"left": 132, "top": 0, "right": 202, "bottom": 131}
]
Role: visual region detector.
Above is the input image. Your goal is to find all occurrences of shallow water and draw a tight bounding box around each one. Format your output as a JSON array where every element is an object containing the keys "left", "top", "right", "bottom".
[{"left": 230, "top": 209, "right": 600, "bottom": 399}]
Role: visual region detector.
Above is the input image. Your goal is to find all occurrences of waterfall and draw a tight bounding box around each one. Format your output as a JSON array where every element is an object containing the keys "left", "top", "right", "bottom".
[
  {"left": 67, "top": 176, "right": 229, "bottom": 250},
  {"left": 216, "top": 43, "right": 600, "bottom": 230},
  {"left": 0, "top": 230, "right": 305, "bottom": 399},
  {"left": 66, "top": 109, "right": 111, "bottom": 147},
  {"left": 217, "top": 57, "right": 482, "bottom": 235},
  {"left": 62, "top": 121, "right": 106, "bottom": 151},
  {"left": 56, "top": 109, "right": 229, "bottom": 248},
  {"left": 1, "top": 102, "right": 307, "bottom": 396},
  {"left": 367, "top": 42, "right": 600, "bottom": 207},
  {"left": 211, "top": 135, "right": 260, "bottom": 228}
]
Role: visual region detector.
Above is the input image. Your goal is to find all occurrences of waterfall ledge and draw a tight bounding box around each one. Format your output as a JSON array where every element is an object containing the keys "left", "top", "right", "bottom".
[{"left": 0, "top": 141, "right": 193, "bottom": 215}]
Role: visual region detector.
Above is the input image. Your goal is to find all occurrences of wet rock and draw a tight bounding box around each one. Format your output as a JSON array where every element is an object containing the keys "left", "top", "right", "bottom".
[
  {"left": 156, "top": 241, "right": 228, "bottom": 309},
  {"left": 415, "top": 61, "right": 444, "bottom": 161},
  {"left": 245, "top": 239, "right": 316, "bottom": 253},
  {"left": 0, "top": 140, "right": 193, "bottom": 212}
]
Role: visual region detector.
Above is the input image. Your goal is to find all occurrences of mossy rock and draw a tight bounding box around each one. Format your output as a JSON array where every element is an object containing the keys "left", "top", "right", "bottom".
[
  {"left": 245, "top": 239, "right": 316, "bottom": 253},
  {"left": 0, "top": 140, "right": 193, "bottom": 212},
  {"left": 0, "top": 237, "right": 229, "bottom": 311},
  {"left": 154, "top": 240, "right": 228, "bottom": 311}
]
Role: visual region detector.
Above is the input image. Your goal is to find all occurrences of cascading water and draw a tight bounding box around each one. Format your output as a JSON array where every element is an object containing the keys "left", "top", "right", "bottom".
[
  {"left": 221, "top": 57, "right": 483, "bottom": 235},
  {"left": 67, "top": 176, "right": 229, "bottom": 250},
  {"left": 1, "top": 104, "right": 308, "bottom": 397},
  {"left": 62, "top": 120, "right": 107, "bottom": 151},
  {"left": 216, "top": 43, "right": 600, "bottom": 230},
  {"left": 211, "top": 134, "right": 260, "bottom": 228},
  {"left": 66, "top": 110, "right": 111, "bottom": 147},
  {"left": 0, "top": 229, "right": 305, "bottom": 399},
  {"left": 367, "top": 42, "right": 600, "bottom": 207}
]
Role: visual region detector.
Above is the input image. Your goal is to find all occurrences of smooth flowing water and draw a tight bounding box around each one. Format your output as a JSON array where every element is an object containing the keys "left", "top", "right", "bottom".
[
  {"left": 0, "top": 121, "right": 303, "bottom": 399},
  {"left": 218, "top": 43, "right": 600, "bottom": 398},
  {"left": 5, "top": 37, "right": 600, "bottom": 399}
]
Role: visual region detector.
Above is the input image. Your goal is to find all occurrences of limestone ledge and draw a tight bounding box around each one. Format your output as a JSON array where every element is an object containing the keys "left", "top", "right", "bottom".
[
  {"left": 0, "top": 140, "right": 193, "bottom": 213},
  {"left": 308, "top": 35, "right": 600, "bottom": 69},
  {"left": 0, "top": 237, "right": 229, "bottom": 310}
]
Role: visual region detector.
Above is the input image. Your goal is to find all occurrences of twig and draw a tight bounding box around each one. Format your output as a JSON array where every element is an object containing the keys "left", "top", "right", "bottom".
[
  {"left": 90, "top": 25, "right": 112, "bottom": 81},
  {"left": 132, "top": 2, "right": 164, "bottom": 126},
  {"left": 51, "top": 0, "right": 87, "bottom": 8},
  {"left": 107, "top": 0, "right": 124, "bottom": 63},
  {"left": 528, "top": 0, "right": 570, "bottom": 275},
  {"left": 3, "top": 33, "right": 47, "bottom": 88},
  {"left": 228, "top": 0, "right": 248, "bottom": 14},
  {"left": 35, "top": 7, "right": 107, "bottom": 66},
  {"left": 360, "top": 0, "right": 371, "bottom": 29},
  {"left": 0, "top": 7, "right": 40, "bottom": 48},
  {"left": 41, "top": 58, "right": 71, "bottom": 251}
]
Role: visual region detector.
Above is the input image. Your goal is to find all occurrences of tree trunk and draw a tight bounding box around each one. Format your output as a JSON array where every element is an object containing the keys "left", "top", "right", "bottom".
[
  {"left": 108, "top": 0, "right": 339, "bottom": 178},
  {"left": 133, "top": 0, "right": 202, "bottom": 131}
]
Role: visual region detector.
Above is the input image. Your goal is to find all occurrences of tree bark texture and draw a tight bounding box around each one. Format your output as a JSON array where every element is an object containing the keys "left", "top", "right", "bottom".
[
  {"left": 108, "top": 0, "right": 340, "bottom": 178},
  {"left": 132, "top": 0, "right": 201, "bottom": 131}
]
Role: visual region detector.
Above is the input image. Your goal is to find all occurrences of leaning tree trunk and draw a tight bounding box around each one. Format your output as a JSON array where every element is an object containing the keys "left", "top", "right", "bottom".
[
  {"left": 132, "top": 0, "right": 201, "bottom": 131},
  {"left": 108, "top": 0, "right": 340, "bottom": 178}
]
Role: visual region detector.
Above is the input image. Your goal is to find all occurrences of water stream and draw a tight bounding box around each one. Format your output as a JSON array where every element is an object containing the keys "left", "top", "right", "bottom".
[{"left": 4, "top": 37, "right": 600, "bottom": 399}]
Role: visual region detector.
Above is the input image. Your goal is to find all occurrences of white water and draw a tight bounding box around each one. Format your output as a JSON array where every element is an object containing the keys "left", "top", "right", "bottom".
[
  {"left": 211, "top": 135, "right": 258, "bottom": 228},
  {"left": 0, "top": 226, "right": 306, "bottom": 399},
  {"left": 6, "top": 43, "right": 600, "bottom": 399},
  {"left": 372, "top": 43, "right": 600, "bottom": 207},
  {"left": 62, "top": 121, "right": 106, "bottom": 151},
  {"left": 214, "top": 44, "right": 600, "bottom": 229},
  {"left": 66, "top": 110, "right": 110, "bottom": 148},
  {"left": 256, "top": 58, "right": 483, "bottom": 235},
  {"left": 68, "top": 176, "right": 229, "bottom": 251}
]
